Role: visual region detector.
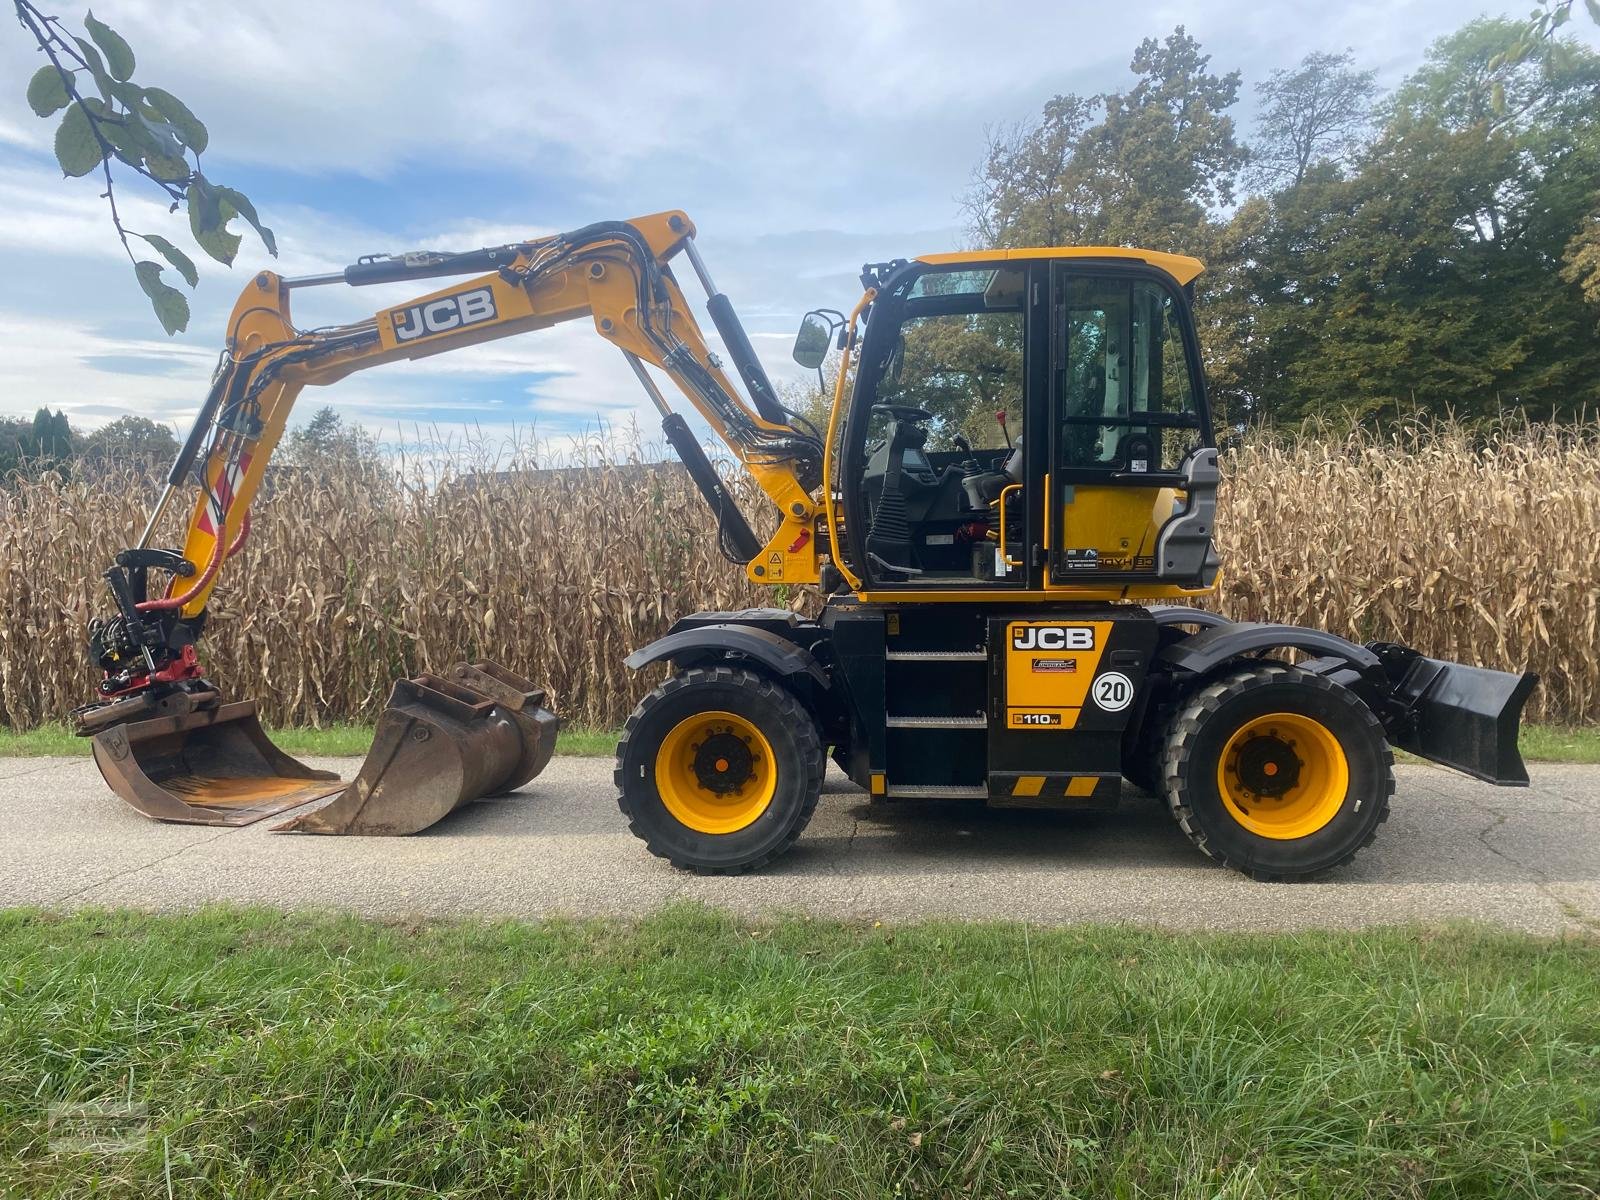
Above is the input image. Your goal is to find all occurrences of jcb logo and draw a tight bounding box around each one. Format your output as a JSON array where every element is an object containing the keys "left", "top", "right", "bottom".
[
  {"left": 392, "top": 287, "right": 497, "bottom": 342},
  {"left": 1011, "top": 625, "right": 1095, "bottom": 651}
]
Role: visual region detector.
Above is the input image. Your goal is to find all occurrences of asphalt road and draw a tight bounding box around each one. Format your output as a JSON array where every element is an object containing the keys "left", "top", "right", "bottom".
[{"left": 2, "top": 755, "right": 1596, "bottom": 933}]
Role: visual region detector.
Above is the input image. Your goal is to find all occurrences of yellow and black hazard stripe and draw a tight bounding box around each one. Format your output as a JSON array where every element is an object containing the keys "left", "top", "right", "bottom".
[{"left": 989, "top": 772, "right": 1120, "bottom": 808}]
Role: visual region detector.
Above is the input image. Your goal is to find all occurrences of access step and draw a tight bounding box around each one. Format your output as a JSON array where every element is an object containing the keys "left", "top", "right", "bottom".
[
  {"left": 884, "top": 783, "right": 989, "bottom": 800},
  {"left": 884, "top": 649, "right": 986, "bottom": 661},
  {"left": 884, "top": 715, "right": 987, "bottom": 729}
]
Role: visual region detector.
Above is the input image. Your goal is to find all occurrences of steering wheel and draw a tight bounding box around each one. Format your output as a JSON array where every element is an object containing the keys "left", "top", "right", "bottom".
[{"left": 871, "top": 404, "right": 934, "bottom": 423}]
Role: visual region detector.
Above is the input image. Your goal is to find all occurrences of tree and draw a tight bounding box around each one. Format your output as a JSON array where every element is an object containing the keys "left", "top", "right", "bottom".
[
  {"left": 12, "top": 3, "right": 274, "bottom": 333},
  {"left": 969, "top": 28, "right": 1245, "bottom": 253},
  {"left": 281, "top": 406, "right": 379, "bottom": 467},
  {"left": 1391, "top": 16, "right": 1600, "bottom": 135},
  {"left": 29, "top": 407, "right": 73, "bottom": 463},
  {"left": 0, "top": 416, "right": 37, "bottom": 479},
  {"left": 1564, "top": 213, "right": 1600, "bottom": 313},
  {"left": 1232, "top": 21, "right": 1600, "bottom": 424},
  {"left": 1251, "top": 51, "right": 1378, "bottom": 189},
  {"left": 80, "top": 413, "right": 178, "bottom": 471}
]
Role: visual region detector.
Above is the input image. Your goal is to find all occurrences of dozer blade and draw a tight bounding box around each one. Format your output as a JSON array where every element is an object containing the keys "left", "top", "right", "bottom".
[
  {"left": 1390, "top": 656, "right": 1538, "bottom": 786},
  {"left": 92, "top": 699, "right": 344, "bottom": 827},
  {"left": 275, "top": 661, "right": 559, "bottom": 836}
]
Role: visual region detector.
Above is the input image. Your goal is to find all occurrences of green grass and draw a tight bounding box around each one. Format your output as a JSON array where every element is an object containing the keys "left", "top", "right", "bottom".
[
  {"left": 0, "top": 721, "right": 622, "bottom": 759},
  {"left": 0, "top": 907, "right": 1594, "bottom": 1198},
  {"left": 1519, "top": 723, "right": 1600, "bottom": 765},
  {"left": 6, "top": 719, "right": 1597, "bottom": 764}
]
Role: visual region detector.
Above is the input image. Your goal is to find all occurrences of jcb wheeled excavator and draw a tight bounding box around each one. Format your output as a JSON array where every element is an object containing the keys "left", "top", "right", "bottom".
[{"left": 75, "top": 211, "right": 1535, "bottom": 877}]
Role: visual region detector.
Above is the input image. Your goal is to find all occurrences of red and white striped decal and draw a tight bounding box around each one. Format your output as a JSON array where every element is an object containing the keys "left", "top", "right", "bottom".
[{"left": 196, "top": 451, "right": 252, "bottom": 536}]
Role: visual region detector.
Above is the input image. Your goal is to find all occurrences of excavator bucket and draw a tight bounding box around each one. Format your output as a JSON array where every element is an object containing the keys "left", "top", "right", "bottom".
[
  {"left": 275, "top": 661, "right": 559, "bottom": 835},
  {"left": 90, "top": 695, "right": 344, "bottom": 827}
]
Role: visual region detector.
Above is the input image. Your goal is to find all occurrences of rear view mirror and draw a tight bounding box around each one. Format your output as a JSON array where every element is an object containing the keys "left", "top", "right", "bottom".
[{"left": 792, "top": 311, "right": 833, "bottom": 369}]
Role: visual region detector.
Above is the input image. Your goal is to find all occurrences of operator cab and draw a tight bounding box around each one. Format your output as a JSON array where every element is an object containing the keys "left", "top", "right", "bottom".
[{"left": 796, "top": 250, "right": 1221, "bottom": 595}]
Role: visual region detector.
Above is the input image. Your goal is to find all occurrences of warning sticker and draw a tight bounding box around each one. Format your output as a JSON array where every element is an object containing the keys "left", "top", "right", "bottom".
[{"left": 197, "top": 451, "right": 252, "bottom": 536}]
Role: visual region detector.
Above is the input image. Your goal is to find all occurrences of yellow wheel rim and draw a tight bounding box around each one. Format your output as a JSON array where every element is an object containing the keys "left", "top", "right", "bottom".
[
  {"left": 654, "top": 710, "right": 777, "bottom": 835},
  {"left": 1216, "top": 711, "right": 1348, "bottom": 840}
]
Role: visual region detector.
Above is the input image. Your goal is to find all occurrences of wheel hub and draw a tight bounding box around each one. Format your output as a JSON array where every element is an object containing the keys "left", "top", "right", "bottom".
[
  {"left": 692, "top": 730, "right": 755, "bottom": 795},
  {"left": 1230, "top": 733, "right": 1302, "bottom": 798}
]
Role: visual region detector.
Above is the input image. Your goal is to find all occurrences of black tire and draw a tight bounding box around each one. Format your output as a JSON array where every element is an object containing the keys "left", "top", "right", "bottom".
[
  {"left": 615, "top": 666, "right": 824, "bottom": 874},
  {"left": 1162, "top": 664, "right": 1393, "bottom": 881}
]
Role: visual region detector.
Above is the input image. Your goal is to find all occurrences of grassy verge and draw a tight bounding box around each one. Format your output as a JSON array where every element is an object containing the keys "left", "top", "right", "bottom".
[
  {"left": 0, "top": 722, "right": 622, "bottom": 759},
  {"left": 0, "top": 907, "right": 1594, "bottom": 1197},
  {"left": 6, "top": 720, "right": 1599, "bottom": 763}
]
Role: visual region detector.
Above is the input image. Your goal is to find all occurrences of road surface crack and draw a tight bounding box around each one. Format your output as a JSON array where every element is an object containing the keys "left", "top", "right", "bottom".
[
  {"left": 48, "top": 825, "right": 239, "bottom": 906},
  {"left": 1465, "top": 797, "right": 1600, "bottom": 934}
]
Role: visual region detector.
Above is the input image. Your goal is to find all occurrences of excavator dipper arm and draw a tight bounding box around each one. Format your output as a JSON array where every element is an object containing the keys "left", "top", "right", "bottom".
[{"left": 77, "top": 211, "right": 829, "bottom": 832}]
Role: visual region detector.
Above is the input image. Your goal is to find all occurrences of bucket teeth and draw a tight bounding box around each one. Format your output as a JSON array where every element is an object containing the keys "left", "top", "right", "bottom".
[{"left": 274, "top": 661, "right": 559, "bottom": 836}]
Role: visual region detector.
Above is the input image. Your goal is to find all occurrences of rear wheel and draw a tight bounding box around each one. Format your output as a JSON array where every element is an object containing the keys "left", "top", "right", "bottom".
[
  {"left": 615, "top": 666, "right": 824, "bottom": 873},
  {"left": 1162, "top": 665, "right": 1393, "bottom": 880}
]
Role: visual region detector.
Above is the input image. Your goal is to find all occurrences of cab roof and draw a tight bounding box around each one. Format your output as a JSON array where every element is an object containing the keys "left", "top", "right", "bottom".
[{"left": 916, "top": 246, "right": 1205, "bottom": 287}]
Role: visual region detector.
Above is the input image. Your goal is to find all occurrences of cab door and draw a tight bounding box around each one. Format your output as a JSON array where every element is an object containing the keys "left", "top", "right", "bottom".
[{"left": 1046, "top": 264, "right": 1214, "bottom": 588}]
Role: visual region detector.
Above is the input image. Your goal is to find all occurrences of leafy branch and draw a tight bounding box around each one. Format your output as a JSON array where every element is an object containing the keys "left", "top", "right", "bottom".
[
  {"left": 13, "top": 2, "right": 275, "bottom": 333},
  {"left": 1494, "top": 0, "right": 1600, "bottom": 69}
]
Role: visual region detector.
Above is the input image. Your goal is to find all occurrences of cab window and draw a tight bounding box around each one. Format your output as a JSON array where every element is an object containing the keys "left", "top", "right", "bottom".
[
  {"left": 1058, "top": 277, "right": 1198, "bottom": 470},
  {"left": 875, "top": 267, "right": 1025, "bottom": 450}
]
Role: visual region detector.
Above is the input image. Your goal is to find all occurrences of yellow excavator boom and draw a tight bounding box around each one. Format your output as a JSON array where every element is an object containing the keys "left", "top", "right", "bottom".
[{"left": 77, "top": 211, "right": 828, "bottom": 831}]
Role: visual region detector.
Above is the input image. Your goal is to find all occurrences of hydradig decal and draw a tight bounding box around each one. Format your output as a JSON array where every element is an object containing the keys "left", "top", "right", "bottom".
[
  {"left": 1031, "top": 658, "right": 1077, "bottom": 673},
  {"left": 391, "top": 287, "right": 497, "bottom": 343}
]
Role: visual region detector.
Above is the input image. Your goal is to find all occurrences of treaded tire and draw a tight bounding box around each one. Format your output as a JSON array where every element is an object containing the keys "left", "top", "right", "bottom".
[
  {"left": 615, "top": 667, "right": 824, "bottom": 874},
  {"left": 1162, "top": 664, "right": 1393, "bottom": 881}
]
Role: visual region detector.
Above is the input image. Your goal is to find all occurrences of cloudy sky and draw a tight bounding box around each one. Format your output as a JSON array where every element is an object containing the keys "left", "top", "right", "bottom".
[{"left": 2, "top": 0, "right": 1594, "bottom": 451}]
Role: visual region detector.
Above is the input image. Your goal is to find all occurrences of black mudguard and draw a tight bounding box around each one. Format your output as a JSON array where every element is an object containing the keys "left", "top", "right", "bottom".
[{"left": 1388, "top": 655, "right": 1538, "bottom": 786}]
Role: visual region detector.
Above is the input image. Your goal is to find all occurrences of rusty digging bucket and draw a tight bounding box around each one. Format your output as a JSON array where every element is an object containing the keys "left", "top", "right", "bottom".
[
  {"left": 88, "top": 662, "right": 558, "bottom": 835},
  {"left": 276, "top": 662, "right": 559, "bottom": 835}
]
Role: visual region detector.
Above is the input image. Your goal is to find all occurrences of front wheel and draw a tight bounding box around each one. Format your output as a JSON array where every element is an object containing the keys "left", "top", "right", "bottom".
[
  {"left": 615, "top": 666, "right": 824, "bottom": 873},
  {"left": 1162, "top": 665, "right": 1394, "bottom": 880}
]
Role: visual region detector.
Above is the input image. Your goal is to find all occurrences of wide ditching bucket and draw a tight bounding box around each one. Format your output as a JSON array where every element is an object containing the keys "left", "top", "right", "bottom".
[
  {"left": 89, "top": 661, "right": 557, "bottom": 835},
  {"left": 276, "top": 662, "right": 559, "bottom": 836},
  {"left": 91, "top": 695, "right": 344, "bottom": 827}
]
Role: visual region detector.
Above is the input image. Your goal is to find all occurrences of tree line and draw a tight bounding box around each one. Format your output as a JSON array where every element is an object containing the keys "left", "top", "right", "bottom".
[
  {"left": 0, "top": 405, "right": 374, "bottom": 481},
  {"left": 968, "top": 17, "right": 1600, "bottom": 427}
]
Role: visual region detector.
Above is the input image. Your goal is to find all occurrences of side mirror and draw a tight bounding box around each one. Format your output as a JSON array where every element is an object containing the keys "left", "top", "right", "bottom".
[{"left": 792, "top": 311, "right": 833, "bottom": 370}]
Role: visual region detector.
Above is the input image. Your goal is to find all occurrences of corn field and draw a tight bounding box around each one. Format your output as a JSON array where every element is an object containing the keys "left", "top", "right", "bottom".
[{"left": 1, "top": 423, "right": 1596, "bottom": 729}]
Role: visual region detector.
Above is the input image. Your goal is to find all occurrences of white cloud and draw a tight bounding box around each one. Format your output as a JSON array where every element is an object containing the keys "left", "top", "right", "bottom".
[{"left": 3, "top": 0, "right": 1595, "bottom": 449}]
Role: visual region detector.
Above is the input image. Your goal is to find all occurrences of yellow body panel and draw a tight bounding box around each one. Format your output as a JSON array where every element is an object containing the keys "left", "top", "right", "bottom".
[
  {"left": 1002, "top": 620, "right": 1112, "bottom": 731},
  {"left": 917, "top": 246, "right": 1204, "bottom": 286},
  {"left": 1050, "top": 485, "right": 1179, "bottom": 580}
]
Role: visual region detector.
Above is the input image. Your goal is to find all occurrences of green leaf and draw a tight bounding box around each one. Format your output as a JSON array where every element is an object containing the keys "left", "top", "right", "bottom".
[
  {"left": 134, "top": 261, "right": 190, "bottom": 335},
  {"left": 100, "top": 111, "right": 157, "bottom": 160},
  {"left": 142, "top": 87, "right": 207, "bottom": 154},
  {"left": 73, "top": 36, "right": 114, "bottom": 101},
  {"left": 145, "top": 151, "right": 191, "bottom": 183},
  {"left": 215, "top": 185, "right": 277, "bottom": 257},
  {"left": 84, "top": 11, "right": 136, "bottom": 82},
  {"left": 133, "top": 111, "right": 184, "bottom": 160},
  {"left": 140, "top": 234, "right": 198, "bottom": 287},
  {"left": 186, "top": 175, "right": 241, "bottom": 265},
  {"left": 54, "top": 105, "right": 104, "bottom": 177},
  {"left": 26, "top": 66, "right": 70, "bottom": 117}
]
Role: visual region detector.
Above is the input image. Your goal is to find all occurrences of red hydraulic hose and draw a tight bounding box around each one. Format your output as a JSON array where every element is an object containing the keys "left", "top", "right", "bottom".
[{"left": 135, "top": 506, "right": 247, "bottom": 613}]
